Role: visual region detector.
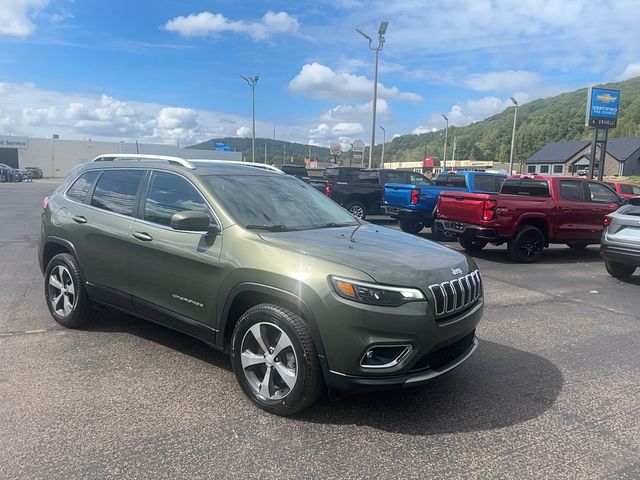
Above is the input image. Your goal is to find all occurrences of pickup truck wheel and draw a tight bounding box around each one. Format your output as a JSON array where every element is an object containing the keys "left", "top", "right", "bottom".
[
  {"left": 231, "top": 304, "right": 323, "bottom": 416},
  {"left": 605, "top": 259, "right": 636, "bottom": 279},
  {"left": 399, "top": 219, "right": 424, "bottom": 234},
  {"left": 346, "top": 202, "right": 367, "bottom": 220},
  {"left": 507, "top": 226, "right": 544, "bottom": 263},
  {"left": 567, "top": 242, "right": 588, "bottom": 250},
  {"left": 459, "top": 237, "right": 488, "bottom": 253}
]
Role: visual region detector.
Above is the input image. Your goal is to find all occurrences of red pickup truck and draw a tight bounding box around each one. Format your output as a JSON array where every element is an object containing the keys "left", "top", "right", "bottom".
[{"left": 435, "top": 176, "right": 624, "bottom": 262}]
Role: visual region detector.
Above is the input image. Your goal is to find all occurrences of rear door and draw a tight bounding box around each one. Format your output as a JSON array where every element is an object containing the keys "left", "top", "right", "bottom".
[{"left": 585, "top": 181, "right": 622, "bottom": 240}]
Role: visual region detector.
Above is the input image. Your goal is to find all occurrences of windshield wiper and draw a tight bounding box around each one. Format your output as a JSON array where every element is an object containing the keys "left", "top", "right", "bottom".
[
  {"left": 245, "top": 224, "right": 291, "bottom": 232},
  {"left": 317, "top": 222, "right": 358, "bottom": 228}
]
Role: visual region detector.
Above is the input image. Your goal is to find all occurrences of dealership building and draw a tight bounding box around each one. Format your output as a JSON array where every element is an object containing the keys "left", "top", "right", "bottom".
[{"left": 0, "top": 135, "right": 242, "bottom": 178}]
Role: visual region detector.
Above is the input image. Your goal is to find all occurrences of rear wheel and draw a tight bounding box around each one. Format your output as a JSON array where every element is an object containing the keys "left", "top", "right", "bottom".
[
  {"left": 231, "top": 304, "right": 323, "bottom": 416},
  {"left": 459, "top": 237, "right": 488, "bottom": 253},
  {"left": 45, "top": 253, "right": 92, "bottom": 328},
  {"left": 567, "top": 242, "right": 588, "bottom": 250},
  {"left": 398, "top": 219, "right": 424, "bottom": 234},
  {"left": 507, "top": 226, "right": 544, "bottom": 263},
  {"left": 605, "top": 259, "right": 636, "bottom": 279},
  {"left": 346, "top": 201, "right": 367, "bottom": 220}
]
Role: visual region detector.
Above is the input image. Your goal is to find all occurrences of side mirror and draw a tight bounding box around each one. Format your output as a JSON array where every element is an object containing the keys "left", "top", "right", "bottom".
[{"left": 170, "top": 211, "right": 216, "bottom": 234}]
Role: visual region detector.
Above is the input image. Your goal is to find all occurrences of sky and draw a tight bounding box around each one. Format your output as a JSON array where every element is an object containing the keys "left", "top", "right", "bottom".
[{"left": 0, "top": 0, "right": 639, "bottom": 149}]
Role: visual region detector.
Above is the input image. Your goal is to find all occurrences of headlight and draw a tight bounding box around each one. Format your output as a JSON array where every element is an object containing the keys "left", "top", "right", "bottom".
[{"left": 329, "top": 276, "right": 426, "bottom": 307}]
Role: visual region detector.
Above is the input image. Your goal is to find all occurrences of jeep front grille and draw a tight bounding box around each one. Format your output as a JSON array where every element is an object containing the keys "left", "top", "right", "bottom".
[{"left": 429, "top": 270, "right": 482, "bottom": 318}]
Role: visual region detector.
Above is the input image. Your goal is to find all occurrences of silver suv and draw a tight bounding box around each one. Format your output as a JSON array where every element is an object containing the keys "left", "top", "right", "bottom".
[{"left": 601, "top": 197, "right": 640, "bottom": 279}]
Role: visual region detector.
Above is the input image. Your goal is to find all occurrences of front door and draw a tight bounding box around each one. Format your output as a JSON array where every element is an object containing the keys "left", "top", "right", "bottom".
[
  {"left": 555, "top": 179, "right": 591, "bottom": 241},
  {"left": 130, "top": 171, "right": 223, "bottom": 330},
  {"left": 585, "top": 182, "right": 621, "bottom": 240}
]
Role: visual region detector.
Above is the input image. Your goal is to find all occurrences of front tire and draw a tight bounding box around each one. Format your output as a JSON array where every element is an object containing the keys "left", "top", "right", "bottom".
[
  {"left": 346, "top": 201, "right": 367, "bottom": 220},
  {"left": 399, "top": 219, "right": 424, "bottom": 234},
  {"left": 231, "top": 304, "right": 323, "bottom": 416},
  {"left": 605, "top": 259, "right": 636, "bottom": 279},
  {"left": 44, "top": 253, "right": 92, "bottom": 328},
  {"left": 507, "top": 226, "right": 544, "bottom": 263},
  {"left": 459, "top": 237, "right": 488, "bottom": 253}
]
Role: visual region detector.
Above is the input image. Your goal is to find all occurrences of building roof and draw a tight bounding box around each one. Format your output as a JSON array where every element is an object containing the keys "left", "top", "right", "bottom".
[
  {"left": 525, "top": 141, "right": 589, "bottom": 164},
  {"left": 526, "top": 137, "right": 640, "bottom": 164}
]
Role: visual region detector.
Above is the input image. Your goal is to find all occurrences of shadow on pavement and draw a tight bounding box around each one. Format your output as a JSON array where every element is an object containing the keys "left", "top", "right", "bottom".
[{"left": 295, "top": 340, "right": 563, "bottom": 435}]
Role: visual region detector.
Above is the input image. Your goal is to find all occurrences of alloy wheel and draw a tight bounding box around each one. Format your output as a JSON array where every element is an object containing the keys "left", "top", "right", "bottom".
[
  {"left": 240, "top": 322, "right": 298, "bottom": 401},
  {"left": 520, "top": 232, "right": 542, "bottom": 258},
  {"left": 48, "top": 265, "right": 76, "bottom": 317},
  {"left": 349, "top": 205, "right": 364, "bottom": 218}
]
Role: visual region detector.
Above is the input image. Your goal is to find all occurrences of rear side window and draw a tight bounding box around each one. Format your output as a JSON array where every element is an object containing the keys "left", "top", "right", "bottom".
[
  {"left": 474, "top": 175, "right": 503, "bottom": 192},
  {"left": 435, "top": 174, "right": 466, "bottom": 187},
  {"left": 559, "top": 180, "right": 584, "bottom": 201},
  {"left": 358, "top": 171, "right": 379, "bottom": 183},
  {"left": 620, "top": 184, "right": 640, "bottom": 195},
  {"left": 500, "top": 179, "right": 520, "bottom": 195},
  {"left": 384, "top": 171, "right": 405, "bottom": 183},
  {"left": 144, "top": 172, "right": 210, "bottom": 226},
  {"left": 90, "top": 170, "right": 145, "bottom": 216},
  {"left": 408, "top": 172, "right": 432, "bottom": 185},
  {"left": 500, "top": 179, "right": 549, "bottom": 196},
  {"left": 67, "top": 170, "right": 99, "bottom": 202}
]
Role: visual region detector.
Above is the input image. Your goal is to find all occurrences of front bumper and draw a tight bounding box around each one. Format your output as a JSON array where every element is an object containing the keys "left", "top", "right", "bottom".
[{"left": 436, "top": 219, "right": 498, "bottom": 240}]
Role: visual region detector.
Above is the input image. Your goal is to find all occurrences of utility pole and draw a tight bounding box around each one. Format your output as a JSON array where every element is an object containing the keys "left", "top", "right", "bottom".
[
  {"left": 240, "top": 75, "right": 259, "bottom": 162},
  {"left": 379, "top": 125, "right": 386, "bottom": 168},
  {"left": 264, "top": 142, "right": 267, "bottom": 164},
  {"left": 442, "top": 114, "right": 449, "bottom": 170},
  {"left": 508, "top": 96, "right": 518, "bottom": 174},
  {"left": 452, "top": 136, "right": 457, "bottom": 163}
]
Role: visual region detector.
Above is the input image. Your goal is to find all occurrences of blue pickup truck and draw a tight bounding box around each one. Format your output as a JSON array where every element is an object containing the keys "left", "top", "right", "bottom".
[{"left": 383, "top": 170, "right": 507, "bottom": 235}]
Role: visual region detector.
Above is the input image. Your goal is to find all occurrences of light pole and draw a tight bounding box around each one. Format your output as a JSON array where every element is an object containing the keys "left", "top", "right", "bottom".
[
  {"left": 356, "top": 21, "right": 388, "bottom": 169},
  {"left": 379, "top": 125, "right": 386, "bottom": 168},
  {"left": 508, "top": 96, "right": 518, "bottom": 174},
  {"left": 240, "top": 75, "right": 259, "bottom": 162},
  {"left": 442, "top": 114, "right": 449, "bottom": 170}
]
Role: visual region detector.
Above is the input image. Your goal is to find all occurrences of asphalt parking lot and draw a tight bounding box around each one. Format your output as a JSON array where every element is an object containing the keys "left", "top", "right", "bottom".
[{"left": 1, "top": 181, "right": 640, "bottom": 480}]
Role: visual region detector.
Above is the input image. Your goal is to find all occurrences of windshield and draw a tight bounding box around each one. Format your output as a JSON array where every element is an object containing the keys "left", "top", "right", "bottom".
[{"left": 203, "top": 174, "right": 359, "bottom": 231}]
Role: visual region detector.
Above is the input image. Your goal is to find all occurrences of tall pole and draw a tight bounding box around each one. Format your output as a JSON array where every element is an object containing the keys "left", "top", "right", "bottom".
[
  {"left": 508, "top": 96, "right": 518, "bottom": 174},
  {"left": 356, "top": 21, "right": 388, "bottom": 170},
  {"left": 452, "top": 136, "right": 457, "bottom": 163},
  {"left": 240, "top": 75, "right": 259, "bottom": 163},
  {"left": 264, "top": 142, "right": 267, "bottom": 164},
  {"left": 379, "top": 125, "right": 386, "bottom": 168},
  {"left": 442, "top": 114, "right": 448, "bottom": 170}
]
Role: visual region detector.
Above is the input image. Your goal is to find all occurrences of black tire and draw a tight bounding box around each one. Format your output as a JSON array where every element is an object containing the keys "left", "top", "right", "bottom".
[
  {"left": 44, "top": 253, "right": 92, "bottom": 328},
  {"left": 231, "top": 304, "right": 323, "bottom": 416},
  {"left": 399, "top": 219, "right": 424, "bottom": 234},
  {"left": 459, "top": 237, "right": 488, "bottom": 253},
  {"left": 605, "top": 259, "right": 636, "bottom": 279},
  {"left": 345, "top": 201, "right": 367, "bottom": 220},
  {"left": 507, "top": 225, "right": 545, "bottom": 263},
  {"left": 567, "top": 242, "right": 588, "bottom": 250}
]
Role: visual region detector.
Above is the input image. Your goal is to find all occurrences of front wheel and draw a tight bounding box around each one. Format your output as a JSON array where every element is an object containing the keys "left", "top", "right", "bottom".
[
  {"left": 459, "top": 237, "right": 488, "bottom": 253},
  {"left": 399, "top": 219, "right": 424, "bottom": 234},
  {"left": 507, "top": 226, "right": 544, "bottom": 263},
  {"left": 231, "top": 304, "right": 323, "bottom": 416},
  {"left": 345, "top": 201, "right": 367, "bottom": 220},
  {"left": 605, "top": 259, "right": 636, "bottom": 279}
]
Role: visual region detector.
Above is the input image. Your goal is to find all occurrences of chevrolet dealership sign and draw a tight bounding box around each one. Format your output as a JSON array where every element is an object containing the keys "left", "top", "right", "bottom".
[
  {"left": 585, "top": 87, "right": 620, "bottom": 128},
  {"left": 0, "top": 136, "right": 28, "bottom": 149}
]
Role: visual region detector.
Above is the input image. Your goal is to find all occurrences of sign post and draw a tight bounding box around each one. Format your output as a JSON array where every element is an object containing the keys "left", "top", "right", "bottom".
[
  {"left": 351, "top": 139, "right": 365, "bottom": 167},
  {"left": 585, "top": 87, "right": 620, "bottom": 180},
  {"left": 329, "top": 143, "right": 342, "bottom": 164}
]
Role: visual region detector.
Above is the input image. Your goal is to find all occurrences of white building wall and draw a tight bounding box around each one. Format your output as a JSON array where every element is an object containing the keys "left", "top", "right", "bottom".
[{"left": 18, "top": 137, "right": 242, "bottom": 178}]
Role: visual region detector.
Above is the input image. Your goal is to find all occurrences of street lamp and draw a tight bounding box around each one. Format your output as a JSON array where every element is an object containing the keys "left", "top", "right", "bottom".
[
  {"left": 442, "top": 114, "right": 449, "bottom": 170},
  {"left": 356, "top": 21, "right": 388, "bottom": 169},
  {"left": 379, "top": 125, "right": 386, "bottom": 168},
  {"left": 240, "top": 75, "right": 259, "bottom": 162},
  {"left": 508, "top": 96, "right": 518, "bottom": 174}
]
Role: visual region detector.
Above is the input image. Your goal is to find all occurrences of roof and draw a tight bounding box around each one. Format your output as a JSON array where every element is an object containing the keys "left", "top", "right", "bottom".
[
  {"left": 525, "top": 141, "right": 589, "bottom": 164},
  {"left": 526, "top": 137, "right": 640, "bottom": 164}
]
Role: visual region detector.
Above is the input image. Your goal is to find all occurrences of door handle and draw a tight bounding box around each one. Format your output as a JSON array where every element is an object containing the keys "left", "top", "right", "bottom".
[
  {"left": 72, "top": 215, "right": 87, "bottom": 224},
  {"left": 133, "top": 231, "right": 153, "bottom": 242},
  {"left": 455, "top": 196, "right": 464, "bottom": 201}
]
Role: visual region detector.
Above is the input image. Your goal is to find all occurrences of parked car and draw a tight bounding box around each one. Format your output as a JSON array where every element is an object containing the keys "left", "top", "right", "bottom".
[
  {"left": 311, "top": 167, "right": 432, "bottom": 219},
  {"left": 384, "top": 170, "right": 506, "bottom": 235},
  {"left": 272, "top": 163, "right": 310, "bottom": 182},
  {"left": 25, "top": 166, "right": 44, "bottom": 179},
  {"left": 604, "top": 181, "right": 640, "bottom": 200},
  {"left": 436, "top": 175, "right": 624, "bottom": 262},
  {"left": 39, "top": 155, "right": 484, "bottom": 415},
  {"left": 0, "top": 163, "right": 21, "bottom": 182},
  {"left": 601, "top": 196, "right": 640, "bottom": 279}
]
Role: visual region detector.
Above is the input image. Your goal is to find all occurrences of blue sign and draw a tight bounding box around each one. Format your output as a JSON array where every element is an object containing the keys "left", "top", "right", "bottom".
[
  {"left": 586, "top": 87, "right": 620, "bottom": 128},
  {"left": 213, "top": 142, "right": 230, "bottom": 151}
]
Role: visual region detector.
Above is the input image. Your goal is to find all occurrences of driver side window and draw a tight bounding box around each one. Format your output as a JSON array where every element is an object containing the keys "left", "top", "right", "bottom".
[
  {"left": 144, "top": 171, "right": 211, "bottom": 226},
  {"left": 588, "top": 182, "right": 618, "bottom": 204}
]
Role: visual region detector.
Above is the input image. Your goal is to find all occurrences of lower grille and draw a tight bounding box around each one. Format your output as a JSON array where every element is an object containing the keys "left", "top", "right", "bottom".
[{"left": 409, "top": 330, "right": 475, "bottom": 373}]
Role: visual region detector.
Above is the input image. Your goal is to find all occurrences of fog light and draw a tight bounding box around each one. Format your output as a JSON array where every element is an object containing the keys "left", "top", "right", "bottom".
[{"left": 360, "top": 345, "right": 412, "bottom": 369}]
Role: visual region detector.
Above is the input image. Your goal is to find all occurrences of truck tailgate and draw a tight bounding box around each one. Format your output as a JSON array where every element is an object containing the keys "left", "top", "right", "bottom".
[
  {"left": 384, "top": 183, "right": 414, "bottom": 207},
  {"left": 438, "top": 191, "right": 491, "bottom": 224}
]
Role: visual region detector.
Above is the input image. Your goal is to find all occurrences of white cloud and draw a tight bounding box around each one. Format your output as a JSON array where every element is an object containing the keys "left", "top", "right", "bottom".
[
  {"left": 320, "top": 99, "right": 390, "bottom": 123},
  {"left": 619, "top": 63, "right": 640, "bottom": 81},
  {"left": 465, "top": 70, "right": 541, "bottom": 92},
  {"left": 236, "top": 126, "right": 251, "bottom": 137},
  {"left": 289, "top": 63, "right": 422, "bottom": 102},
  {"left": 164, "top": 11, "right": 299, "bottom": 41},
  {"left": 0, "top": 0, "right": 48, "bottom": 37}
]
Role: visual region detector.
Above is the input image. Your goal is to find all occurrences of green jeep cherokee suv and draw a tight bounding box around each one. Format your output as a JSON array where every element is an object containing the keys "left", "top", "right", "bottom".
[{"left": 39, "top": 155, "right": 484, "bottom": 415}]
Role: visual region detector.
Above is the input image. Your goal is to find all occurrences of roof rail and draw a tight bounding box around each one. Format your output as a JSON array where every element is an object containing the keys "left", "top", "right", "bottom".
[
  {"left": 91, "top": 154, "right": 194, "bottom": 169},
  {"left": 188, "top": 160, "right": 284, "bottom": 174}
]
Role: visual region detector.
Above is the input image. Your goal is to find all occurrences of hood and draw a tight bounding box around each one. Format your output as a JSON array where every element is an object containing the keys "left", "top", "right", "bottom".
[{"left": 258, "top": 223, "right": 474, "bottom": 288}]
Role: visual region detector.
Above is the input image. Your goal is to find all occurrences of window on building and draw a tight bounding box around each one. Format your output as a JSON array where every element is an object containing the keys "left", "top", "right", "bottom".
[
  {"left": 553, "top": 165, "right": 564, "bottom": 174},
  {"left": 90, "top": 170, "right": 145, "bottom": 216},
  {"left": 539, "top": 165, "right": 550, "bottom": 174},
  {"left": 527, "top": 165, "right": 536, "bottom": 174},
  {"left": 144, "top": 172, "right": 211, "bottom": 226},
  {"left": 67, "top": 170, "right": 99, "bottom": 202}
]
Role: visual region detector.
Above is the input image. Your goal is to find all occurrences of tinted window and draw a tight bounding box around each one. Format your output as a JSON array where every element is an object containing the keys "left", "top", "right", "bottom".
[
  {"left": 434, "top": 175, "right": 448, "bottom": 186},
  {"left": 501, "top": 179, "right": 520, "bottom": 195},
  {"left": 520, "top": 180, "right": 550, "bottom": 196},
  {"left": 67, "top": 170, "right": 99, "bottom": 202},
  {"left": 436, "top": 174, "right": 466, "bottom": 187},
  {"left": 559, "top": 180, "right": 584, "bottom": 201},
  {"left": 358, "top": 171, "right": 379, "bottom": 183},
  {"left": 144, "top": 172, "right": 210, "bottom": 226},
  {"left": 588, "top": 182, "right": 618, "bottom": 203},
  {"left": 474, "top": 175, "right": 501, "bottom": 192},
  {"left": 408, "top": 172, "right": 432, "bottom": 185},
  {"left": 90, "top": 170, "right": 144, "bottom": 216},
  {"left": 281, "top": 165, "right": 307, "bottom": 176},
  {"left": 620, "top": 184, "right": 640, "bottom": 195},
  {"left": 383, "top": 171, "right": 405, "bottom": 183}
]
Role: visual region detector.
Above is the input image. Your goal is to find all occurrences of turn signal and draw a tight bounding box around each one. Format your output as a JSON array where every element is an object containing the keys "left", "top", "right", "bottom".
[{"left": 43, "top": 196, "right": 49, "bottom": 210}]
